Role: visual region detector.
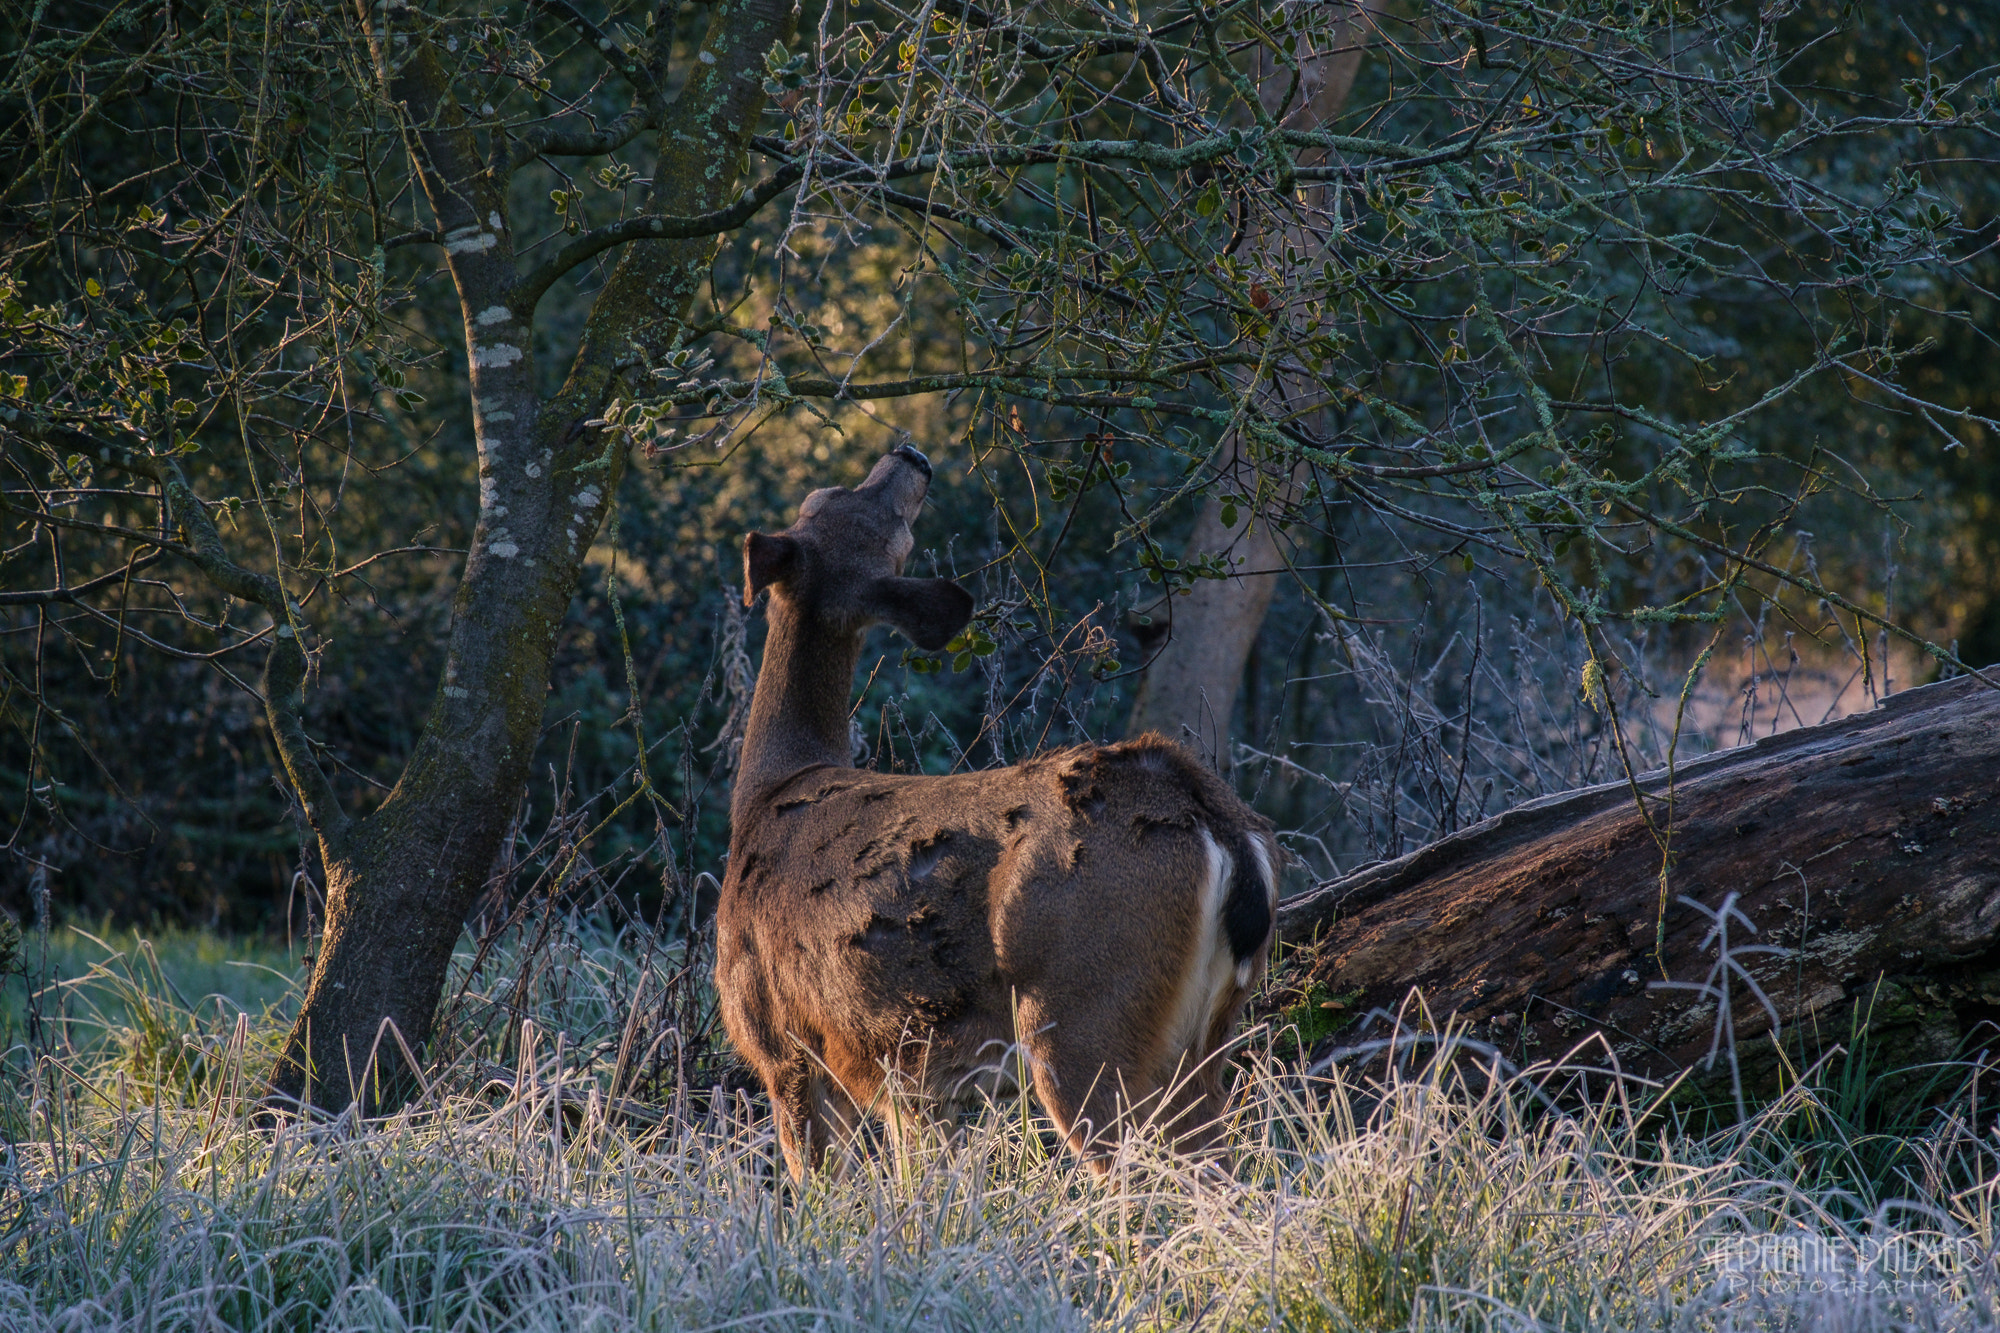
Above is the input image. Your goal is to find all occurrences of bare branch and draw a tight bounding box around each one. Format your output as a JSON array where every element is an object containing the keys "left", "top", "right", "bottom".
[
  {"left": 506, "top": 103, "right": 656, "bottom": 174},
  {"left": 0, "top": 550, "right": 166, "bottom": 605},
  {"left": 515, "top": 175, "right": 810, "bottom": 310},
  {"left": 13, "top": 422, "right": 355, "bottom": 841},
  {"left": 382, "top": 228, "right": 442, "bottom": 250},
  {"left": 527, "top": 0, "right": 661, "bottom": 95},
  {"left": 514, "top": 128, "right": 1322, "bottom": 310},
  {"left": 1611, "top": 496, "right": 2000, "bottom": 692}
]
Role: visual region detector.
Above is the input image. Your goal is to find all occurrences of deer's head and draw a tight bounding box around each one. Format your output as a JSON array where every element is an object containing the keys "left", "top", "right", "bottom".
[{"left": 742, "top": 444, "right": 973, "bottom": 652}]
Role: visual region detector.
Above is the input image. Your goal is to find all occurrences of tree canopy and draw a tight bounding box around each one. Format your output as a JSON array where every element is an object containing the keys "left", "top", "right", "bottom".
[{"left": 4, "top": 0, "right": 1997, "bottom": 1104}]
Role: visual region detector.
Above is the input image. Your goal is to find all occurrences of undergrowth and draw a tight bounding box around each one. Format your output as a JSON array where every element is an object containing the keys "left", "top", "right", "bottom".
[{"left": 3, "top": 923, "right": 1998, "bottom": 1331}]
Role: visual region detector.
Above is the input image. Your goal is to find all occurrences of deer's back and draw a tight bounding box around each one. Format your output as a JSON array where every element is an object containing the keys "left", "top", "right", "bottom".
[{"left": 718, "top": 735, "right": 1273, "bottom": 1099}]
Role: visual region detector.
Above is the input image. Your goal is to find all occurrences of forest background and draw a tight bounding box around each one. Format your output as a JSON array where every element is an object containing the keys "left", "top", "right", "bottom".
[
  {"left": 3, "top": 0, "right": 1997, "bottom": 967},
  {"left": 8, "top": 2, "right": 2000, "bottom": 1321}
]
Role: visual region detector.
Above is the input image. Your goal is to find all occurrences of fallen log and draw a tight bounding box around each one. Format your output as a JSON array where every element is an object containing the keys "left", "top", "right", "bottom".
[{"left": 1272, "top": 672, "right": 2000, "bottom": 1094}]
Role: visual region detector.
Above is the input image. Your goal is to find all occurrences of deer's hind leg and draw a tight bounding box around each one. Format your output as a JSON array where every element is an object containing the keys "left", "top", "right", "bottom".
[
  {"left": 1012, "top": 993, "right": 1163, "bottom": 1171},
  {"left": 780, "top": 1046, "right": 891, "bottom": 1181},
  {"left": 772, "top": 1057, "right": 827, "bottom": 1184},
  {"left": 1155, "top": 1043, "right": 1234, "bottom": 1161}
]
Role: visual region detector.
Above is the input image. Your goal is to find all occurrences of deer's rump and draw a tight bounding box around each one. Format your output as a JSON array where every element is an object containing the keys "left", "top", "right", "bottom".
[{"left": 717, "top": 738, "right": 1275, "bottom": 1106}]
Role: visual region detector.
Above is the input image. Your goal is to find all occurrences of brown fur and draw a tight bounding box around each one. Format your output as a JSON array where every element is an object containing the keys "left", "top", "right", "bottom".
[{"left": 717, "top": 447, "right": 1278, "bottom": 1179}]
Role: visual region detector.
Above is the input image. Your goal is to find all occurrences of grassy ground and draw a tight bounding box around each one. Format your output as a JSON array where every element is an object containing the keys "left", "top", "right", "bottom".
[
  {"left": 2, "top": 922, "right": 1996, "bottom": 1330},
  {"left": 0, "top": 921, "right": 298, "bottom": 1049}
]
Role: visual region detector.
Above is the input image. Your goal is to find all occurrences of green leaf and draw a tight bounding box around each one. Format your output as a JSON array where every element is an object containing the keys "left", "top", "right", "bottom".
[
  {"left": 1195, "top": 182, "right": 1222, "bottom": 219},
  {"left": 85, "top": 278, "right": 102, "bottom": 298}
]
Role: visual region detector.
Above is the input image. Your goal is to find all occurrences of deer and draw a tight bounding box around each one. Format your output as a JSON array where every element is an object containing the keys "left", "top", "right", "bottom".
[{"left": 717, "top": 443, "right": 1280, "bottom": 1180}]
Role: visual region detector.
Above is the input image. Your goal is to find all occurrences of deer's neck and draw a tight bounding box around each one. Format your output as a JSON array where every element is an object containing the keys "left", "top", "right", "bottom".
[{"left": 734, "top": 597, "right": 861, "bottom": 821}]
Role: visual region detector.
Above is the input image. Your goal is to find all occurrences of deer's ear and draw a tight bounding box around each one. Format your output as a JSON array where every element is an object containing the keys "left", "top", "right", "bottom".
[
  {"left": 743, "top": 532, "right": 801, "bottom": 605},
  {"left": 862, "top": 577, "right": 973, "bottom": 651}
]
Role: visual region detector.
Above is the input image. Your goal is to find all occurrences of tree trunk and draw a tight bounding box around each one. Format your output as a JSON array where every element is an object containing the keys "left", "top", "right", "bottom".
[
  {"left": 1126, "top": 492, "right": 1287, "bottom": 766},
  {"left": 1126, "top": 7, "right": 1368, "bottom": 759},
  {"left": 1274, "top": 673, "right": 2000, "bottom": 1096},
  {"left": 268, "top": 0, "right": 794, "bottom": 1112}
]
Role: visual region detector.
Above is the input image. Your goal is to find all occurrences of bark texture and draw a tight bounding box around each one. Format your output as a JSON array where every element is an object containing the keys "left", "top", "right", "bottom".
[
  {"left": 1125, "top": 7, "right": 1368, "bottom": 761},
  {"left": 1275, "top": 673, "right": 2000, "bottom": 1091},
  {"left": 1125, "top": 495, "right": 1286, "bottom": 767}
]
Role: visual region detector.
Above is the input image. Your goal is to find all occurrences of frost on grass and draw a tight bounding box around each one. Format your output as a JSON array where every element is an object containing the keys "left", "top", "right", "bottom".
[{"left": 3, "top": 924, "right": 1999, "bottom": 1331}]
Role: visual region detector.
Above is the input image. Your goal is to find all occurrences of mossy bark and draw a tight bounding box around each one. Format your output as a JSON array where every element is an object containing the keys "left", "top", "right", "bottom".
[{"left": 269, "top": 0, "right": 796, "bottom": 1111}]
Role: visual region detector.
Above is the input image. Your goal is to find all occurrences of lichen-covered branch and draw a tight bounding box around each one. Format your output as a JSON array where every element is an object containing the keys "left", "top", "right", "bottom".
[
  {"left": 526, "top": 0, "right": 662, "bottom": 95},
  {"left": 506, "top": 104, "right": 657, "bottom": 174}
]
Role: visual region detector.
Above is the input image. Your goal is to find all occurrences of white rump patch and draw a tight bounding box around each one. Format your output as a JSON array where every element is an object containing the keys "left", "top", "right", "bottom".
[
  {"left": 1237, "top": 834, "right": 1278, "bottom": 989},
  {"left": 473, "top": 343, "right": 523, "bottom": 369},
  {"left": 1161, "top": 830, "right": 1239, "bottom": 1077}
]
